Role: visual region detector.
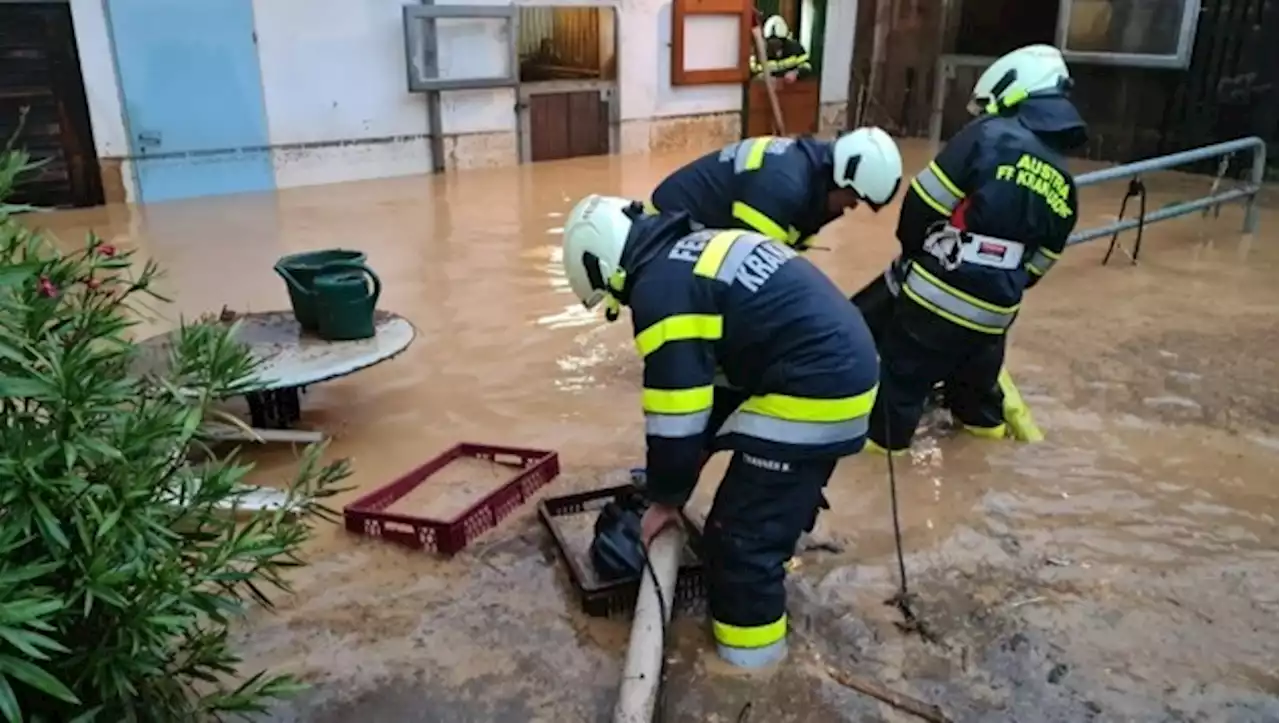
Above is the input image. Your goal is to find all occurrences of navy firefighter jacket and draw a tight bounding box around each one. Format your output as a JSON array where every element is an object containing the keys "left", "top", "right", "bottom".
[
  {"left": 614, "top": 211, "right": 879, "bottom": 508},
  {"left": 894, "top": 95, "right": 1087, "bottom": 338},
  {"left": 649, "top": 136, "right": 838, "bottom": 251}
]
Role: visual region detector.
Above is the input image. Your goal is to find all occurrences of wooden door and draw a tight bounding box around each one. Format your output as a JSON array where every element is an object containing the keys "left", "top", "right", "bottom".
[
  {"left": 528, "top": 90, "right": 609, "bottom": 162},
  {"left": 0, "top": 2, "right": 102, "bottom": 208}
]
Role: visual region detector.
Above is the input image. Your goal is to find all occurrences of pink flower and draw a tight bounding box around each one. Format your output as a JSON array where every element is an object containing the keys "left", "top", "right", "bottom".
[
  {"left": 85, "top": 278, "right": 101, "bottom": 290},
  {"left": 97, "top": 244, "right": 117, "bottom": 257},
  {"left": 37, "top": 276, "right": 58, "bottom": 298}
]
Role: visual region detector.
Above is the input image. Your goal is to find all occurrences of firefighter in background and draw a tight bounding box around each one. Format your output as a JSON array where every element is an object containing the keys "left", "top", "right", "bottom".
[
  {"left": 751, "top": 15, "right": 812, "bottom": 82},
  {"left": 865, "top": 44, "right": 1088, "bottom": 454},
  {"left": 560, "top": 195, "right": 880, "bottom": 668},
  {"left": 644, "top": 128, "right": 903, "bottom": 252}
]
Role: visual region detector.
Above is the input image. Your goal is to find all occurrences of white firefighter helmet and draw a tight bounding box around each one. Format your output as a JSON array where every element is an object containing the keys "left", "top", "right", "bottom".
[
  {"left": 969, "top": 44, "right": 1071, "bottom": 115},
  {"left": 832, "top": 127, "right": 903, "bottom": 210},
  {"left": 762, "top": 15, "right": 789, "bottom": 39},
  {"left": 562, "top": 194, "right": 634, "bottom": 310}
]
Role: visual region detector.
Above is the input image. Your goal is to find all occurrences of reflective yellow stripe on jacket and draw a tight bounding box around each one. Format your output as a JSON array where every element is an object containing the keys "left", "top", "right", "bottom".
[
  {"left": 717, "top": 387, "right": 878, "bottom": 446},
  {"left": 732, "top": 202, "right": 801, "bottom": 245},
  {"left": 910, "top": 161, "right": 965, "bottom": 216},
  {"left": 900, "top": 262, "right": 1018, "bottom": 335},
  {"left": 1026, "top": 247, "right": 1060, "bottom": 276},
  {"left": 905, "top": 161, "right": 1024, "bottom": 334},
  {"left": 776, "top": 53, "right": 810, "bottom": 70},
  {"left": 636, "top": 314, "right": 723, "bottom": 438},
  {"left": 729, "top": 138, "right": 803, "bottom": 247}
]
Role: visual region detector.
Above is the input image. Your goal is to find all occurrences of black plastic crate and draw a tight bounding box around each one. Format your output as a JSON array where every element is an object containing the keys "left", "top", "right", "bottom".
[{"left": 538, "top": 483, "right": 707, "bottom": 619}]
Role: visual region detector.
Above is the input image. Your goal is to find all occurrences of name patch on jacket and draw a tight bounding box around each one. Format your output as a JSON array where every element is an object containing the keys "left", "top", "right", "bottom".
[
  {"left": 994, "top": 154, "right": 1073, "bottom": 219},
  {"left": 736, "top": 241, "right": 795, "bottom": 292},
  {"left": 668, "top": 232, "right": 796, "bottom": 293}
]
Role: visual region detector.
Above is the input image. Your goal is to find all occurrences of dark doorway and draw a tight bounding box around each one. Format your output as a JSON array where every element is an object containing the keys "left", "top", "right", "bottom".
[
  {"left": 528, "top": 90, "right": 609, "bottom": 162},
  {"left": 0, "top": 1, "right": 103, "bottom": 208}
]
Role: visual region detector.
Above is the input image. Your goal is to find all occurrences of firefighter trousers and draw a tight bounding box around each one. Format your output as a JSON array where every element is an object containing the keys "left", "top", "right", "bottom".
[
  {"left": 702, "top": 450, "right": 836, "bottom": 667},
  {"left": 867, "top": 310, "right": 1006, "bottom": 451}
]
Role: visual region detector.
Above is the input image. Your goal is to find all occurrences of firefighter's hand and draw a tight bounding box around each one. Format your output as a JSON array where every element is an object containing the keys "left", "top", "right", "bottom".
[
  {"left": 641, "top": 503, "right": 682, "bottom": 545},
  {"left": 784, "top": 70, "right": 798, "bottom": 83}
]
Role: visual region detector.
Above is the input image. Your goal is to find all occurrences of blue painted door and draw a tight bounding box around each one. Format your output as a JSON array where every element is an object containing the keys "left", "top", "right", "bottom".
[{"left": 107, "top": 0, "right": 274, "bottom": 203}]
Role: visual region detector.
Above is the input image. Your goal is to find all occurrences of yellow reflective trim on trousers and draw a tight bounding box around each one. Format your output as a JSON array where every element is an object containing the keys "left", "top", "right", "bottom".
[
  {"left": 963, "top": 423, "right": 1007, "bottom": 439},
  {"left": 713, "top": 615, "right": 787, "bottom": 649},
  {"left": 738, "top": 386, "right": 878, "bottom": 423},
  {"left": 998, "top": 368, "right": 1044, "bottom": 442},
  {"left": 864, "top": 438, "right": 909, "bottom": 457},
  {"left": 731, "top": 202, "right": 800, "bottom": 245},
  {"left": 642, "top": 199, "right": 659, "bottom": 215},
  {"left": 693, "top": 230, "right": 746, "bottom": 278},
  {"left": 910, "top": 178, "right": 952, "bottom": 216},
  {"left": 929, "top": 161, "right": 964, "bottom": 200},
  {"left": 642, "top": 386, "right": 714, "bottom": 415},
  {"left": 909, "top": 263, "right": 1019, "bottom": 315},
  {"left": 633, "top": 314, "right": 723, "bottom": 357}
]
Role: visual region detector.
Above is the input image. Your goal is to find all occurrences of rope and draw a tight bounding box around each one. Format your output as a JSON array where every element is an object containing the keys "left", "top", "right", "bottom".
[{"left": 880, "top": 391, "right": 936, "bottom": 642}]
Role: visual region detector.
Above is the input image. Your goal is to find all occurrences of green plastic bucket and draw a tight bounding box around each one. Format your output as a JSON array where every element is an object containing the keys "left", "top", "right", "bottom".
[
  {"left": 313, "top": 262, "right": 382, "bottom": 341},
  {"left": 273, "top": 249, "right": 367, "bottom": 331}
]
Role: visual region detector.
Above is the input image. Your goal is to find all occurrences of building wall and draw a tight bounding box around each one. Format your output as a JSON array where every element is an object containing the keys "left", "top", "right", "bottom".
[
  {"left": 817, "top": 0, "right": 855, "bottom": 136},
  {"left": 68, "top": 0, "right": 856, "bottom": 203}
]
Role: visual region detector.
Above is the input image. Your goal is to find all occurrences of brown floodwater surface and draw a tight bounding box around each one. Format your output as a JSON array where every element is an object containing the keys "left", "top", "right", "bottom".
[{"left": 26, "top": 140, "right": 1279, "bottom": 721}]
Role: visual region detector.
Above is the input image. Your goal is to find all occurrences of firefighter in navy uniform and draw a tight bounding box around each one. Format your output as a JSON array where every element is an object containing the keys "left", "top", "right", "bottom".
[
  {"left": 751, "top": 15, "right": 813, "bottom": 81},
  {"left": 865, "top": 44, "right": 1088, "bottom": 454},
  {"left": 645, "top": 128, "right": 903, "bottom": 252},
  {"left": 560, "top": 193, "right": 886, "bottom": 667}
]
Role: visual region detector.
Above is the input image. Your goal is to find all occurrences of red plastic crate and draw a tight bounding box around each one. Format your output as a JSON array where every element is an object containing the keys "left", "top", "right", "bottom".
[{"left": 343, "top": 443, "right": 559, "bottom": 556}]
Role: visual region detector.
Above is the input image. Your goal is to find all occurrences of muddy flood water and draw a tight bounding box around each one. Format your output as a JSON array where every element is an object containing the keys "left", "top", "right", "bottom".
[{"left": 30, "top": 140, "right": 1279, "bottom": 722}]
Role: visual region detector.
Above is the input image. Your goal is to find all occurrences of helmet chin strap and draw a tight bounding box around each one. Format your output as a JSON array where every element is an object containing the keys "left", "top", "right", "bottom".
[
  {"left": 985, "top": 87, "right": 1029, "bottom": 115},
  {"left": 602, "top": 268, "right": 627, "bottom": 322}
]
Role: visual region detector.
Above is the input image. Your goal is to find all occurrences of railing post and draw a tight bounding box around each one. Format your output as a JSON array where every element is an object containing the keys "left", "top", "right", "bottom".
[{"left": 1245, "top": 142, "right": 1266, "bottom": 234}]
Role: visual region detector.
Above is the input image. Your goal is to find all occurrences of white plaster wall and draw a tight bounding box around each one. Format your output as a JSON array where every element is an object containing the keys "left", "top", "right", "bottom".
[
  {"left": 68, "top": 0, "right": 137, "bottom": 201},
  {"left": 624, "top": 0, "right": 740, "bottom": 119},
  {"left": 69, "top": 0, "right": 127, "bottom": 156},
  {"left": 67, "top": 0, "right": 836, "bottom": 199},
  {"left": 253, "top": 0, "right": 433, "bottom": 187},
  {"left": 820, "top": 0, "right": 856, "bottom": 104}
]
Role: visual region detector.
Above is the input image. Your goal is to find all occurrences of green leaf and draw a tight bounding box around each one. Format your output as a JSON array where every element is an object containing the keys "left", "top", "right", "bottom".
[
  {"left": 66, "top": 706, "right": 102, "bottom": 723},
  {"left": 0, "top": 340, "right": 24, "bottom": 365},
  {"left": 0, "top": 655, "right": 79, "bottom": 704},
  {"left": 0, "top": 673, "right": 19, "bottom": 723},
  {"left": 0, "top": 626, "right": 68, "bottom": 660},
  {"left": 0, "top": 376, "right": 46, "bottom": 399},
  {"left": 0, "top": 561, "right": 58, "bottom": 587},
  {"left": 96, "top": 509, "right": 120, "bottom": 540},
  {"left": 31, "top": 500, "right": 68, "bottom": 550},
  {"left": 0, "top": 262, "right": 40, "bottom": 289}
]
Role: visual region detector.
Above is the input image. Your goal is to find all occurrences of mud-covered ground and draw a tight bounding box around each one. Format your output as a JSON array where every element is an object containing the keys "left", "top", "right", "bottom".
[{"left": 34, "top": 142, "right": 1279, "bottom": 722}]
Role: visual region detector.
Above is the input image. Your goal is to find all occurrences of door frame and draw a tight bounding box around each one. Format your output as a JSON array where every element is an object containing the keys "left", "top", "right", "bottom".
[
  {"left": 514, "top": 3, "right": 620, "bottom": 164},
  {"left": 517, "top": 79, "right": 619, "bottom": 164},
  {"left": 101, "top": 0, "right": 274, "bottom": 202}
]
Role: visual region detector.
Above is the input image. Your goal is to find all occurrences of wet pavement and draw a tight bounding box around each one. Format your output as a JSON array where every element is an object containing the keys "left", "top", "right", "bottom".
[{"left": 28, "top": 140, "right": 1280, "bottom": 722}]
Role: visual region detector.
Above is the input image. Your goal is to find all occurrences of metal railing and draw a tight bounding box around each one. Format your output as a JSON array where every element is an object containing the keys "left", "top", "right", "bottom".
[{"left": 1066, "top": 136, "right": 1268, "bottom": 246}]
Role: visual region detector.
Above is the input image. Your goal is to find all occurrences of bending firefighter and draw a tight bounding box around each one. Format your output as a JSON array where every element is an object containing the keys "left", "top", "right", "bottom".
[
  {"left": 864, "top": 44, "right": 1088, "bottom": 454},
  {"left": 645, "top": 129, "right": 903, "bottom": 251},
  {"left": 751, "top": 15, "right": 812, "bottom": 82},
  {"left": 561, "top": 196, "right": 880, "bottom": 667}
]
